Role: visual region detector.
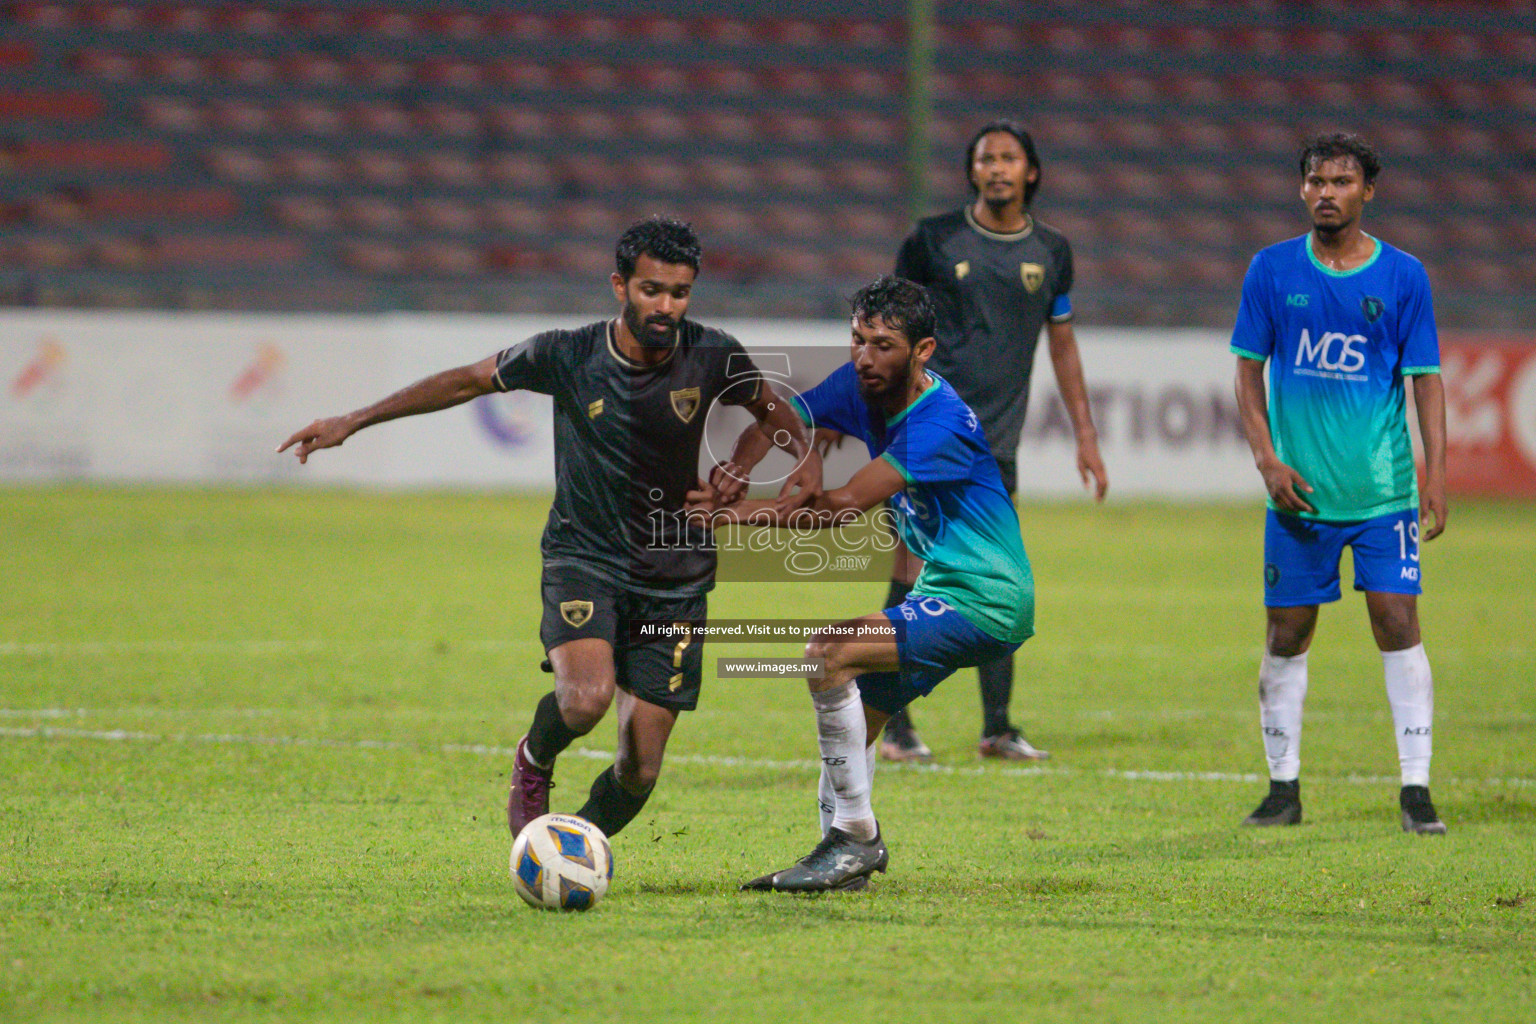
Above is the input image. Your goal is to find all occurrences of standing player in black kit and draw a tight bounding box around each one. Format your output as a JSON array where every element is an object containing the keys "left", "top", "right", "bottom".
[
  {"left": 279, "top": 217, "right": 820, "bottom": 843},
  {"left": 879, "top": 120, "right": 1109, "bottom": 762}
]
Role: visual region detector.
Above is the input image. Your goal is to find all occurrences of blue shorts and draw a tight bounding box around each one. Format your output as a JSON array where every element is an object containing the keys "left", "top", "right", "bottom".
[
  {"left": 1263, "top": 508, "right": 1423, "bottom": 607},
  {"left": 854, "top": 594, "right": 1023, "bottom": 716}
]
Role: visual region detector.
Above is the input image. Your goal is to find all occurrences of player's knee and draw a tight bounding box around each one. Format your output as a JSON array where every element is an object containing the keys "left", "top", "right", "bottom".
[
  {"left": 557, "top": 687, "right": 611, "bottom": 733},
  {"left": 614, "top": 755, "right": 659, "bottom": 795}
]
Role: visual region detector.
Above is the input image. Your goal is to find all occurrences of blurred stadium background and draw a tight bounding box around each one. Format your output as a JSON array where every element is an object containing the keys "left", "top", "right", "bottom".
[{"left": 2, "top": 0, "right": 1533, "bottom": 328}]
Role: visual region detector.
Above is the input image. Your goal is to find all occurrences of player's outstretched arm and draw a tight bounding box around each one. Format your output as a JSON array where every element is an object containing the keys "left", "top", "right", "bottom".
[
  {"left": 277, "top": 354, "right": 501, "bottom": 464},
  {"left": 712, "top": 384, "right": 823, "bottom": 511},
  {"left": 689, "top": 455, "right": 902, "bottom": 530},
  {"left": 1235, "top": 355, "right": 1315, "bottom": 513},
  {"left": 1046, "top": 320, "right": 1108, "bottom": 501},
  {"left": 1413, "top": 372, "right": 1449, "bottom": 540}
]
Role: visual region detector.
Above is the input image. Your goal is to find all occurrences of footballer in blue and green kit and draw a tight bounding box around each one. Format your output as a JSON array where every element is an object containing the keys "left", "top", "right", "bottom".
[
  {"left": 1230, "top": 132, "right": 1449, "bottom": 837},
  {"left": 713, "top": 277, "right": 1039, "bottom": 891}
]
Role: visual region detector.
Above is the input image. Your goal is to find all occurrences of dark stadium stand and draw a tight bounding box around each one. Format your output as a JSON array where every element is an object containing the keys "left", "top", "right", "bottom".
[{"left": 1, "top": 0, "right": 1533, "bottom": 325}]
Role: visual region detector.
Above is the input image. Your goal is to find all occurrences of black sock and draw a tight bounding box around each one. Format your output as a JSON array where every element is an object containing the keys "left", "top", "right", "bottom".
[
  {"left": 525, "top": 690, "right": 582, "bottom": 768},
  {"left": 881, "top": 579, "right": 916, "bottom": 739},
  {"left": 978, "top": 655, "right": 1014, "bottom": 738},
  {"left": 576, "top": 766, "right": 652, "bottom": 837}
]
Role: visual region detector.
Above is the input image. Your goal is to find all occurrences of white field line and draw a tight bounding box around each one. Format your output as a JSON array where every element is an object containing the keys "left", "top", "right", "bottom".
[{"left": 1, "top": 722, "right": 1531, "bottom": 789}]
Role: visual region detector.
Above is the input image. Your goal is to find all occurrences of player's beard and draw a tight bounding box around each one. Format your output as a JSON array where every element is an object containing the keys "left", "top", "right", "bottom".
[
  {"left": 858, "top": 355, "right": 916, "bottom": 409},
  {"left": 623, "top": 301, "right": 681, "bottom": 349}
]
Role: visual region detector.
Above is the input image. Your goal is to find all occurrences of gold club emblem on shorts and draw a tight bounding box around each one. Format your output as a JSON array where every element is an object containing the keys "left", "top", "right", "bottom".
[
  {"left": 560, "top": 600, "right": 594, "bottom": 628},
  {"left": 670, "top": 387, "right": 701, "bottom": 424},
  {"left": 1020, "top": 263, "right": 1045, "bottom": 293},
  {"left": 955, "top": 260, "right": 970, "bottom": 280}
]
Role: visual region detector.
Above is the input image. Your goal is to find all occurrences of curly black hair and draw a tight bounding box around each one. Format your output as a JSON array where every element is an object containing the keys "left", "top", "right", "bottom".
[
  {"left": 1298, "top": 132, "right": 1382, "bottom": 186},
  {"left": 614, "top": 216, "right": 702, "bottom": 279},
  {"left": 850, "top": 276, "right": 936, "bottom": 345}
]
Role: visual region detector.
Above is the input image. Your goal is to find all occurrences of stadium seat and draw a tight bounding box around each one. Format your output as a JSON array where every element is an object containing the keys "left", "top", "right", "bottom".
[
  {"left": 1102, "top": 163, "right": 1165, "bottom": 202},
  {"left": 355, "top": 9, "right": 419, "bottom": 38},
  {"left": 690, "top": 65, "right": 761, "bottom": 97},
  {"left": 624, "top": 156, "right": 690, "bottom": 195},
  {"left": 555, "top": 153, "right": 614, "bottom": 194},
  {"left": 549, "top": 243, "right": 614, "bottom": 277},
  {"left": 557, "top": 201, "right": 624, "bottom": 236},
  {"left": 828, "top": 18, "right": 897, "bottom": 48},
  {"left": 831, "top": 160, "right": 899, "bottom": 198},
  {"left": 828, "top": 67, "right": 896, "bottom": 100},
  {"left": 411, "top": 241, "right": 482, "bottom": 276},
  {"left": 217, "top": 5, "right": 282, "bottom": 34},
  {"left": 490, "top": 60, "right": 555, "bottom": 92},
  {"left": 693, "top": 157, "right": 759, "bottom": 194},
  {"left": 626, "top": 64, "right": 689, "bottom": 95},
  {"left": 759, "top": 157, "right": 827, "bottom": 195},
  {"left": 136, "top": 95, "right": 205, "bottom": 133},
  {"left": 412, "top": 198, "right": 480, "bottom": 235},
  {"left": 629, "top": 107, "right": 689, "bottom": 142},
  {"left": 93, "top": 235, "right": 153, "bottom": 271},
  {"left": 342, "top": 196, "right": 408, "bottom": 234},
  {"left": 759, "top": 110, "right": 826, "bottom": 145},
  {"left": 415, "top": 151, "right": 480, "bottom": 188},
  {"left": 485, "top": 11, "right": 553, "bottom": 40},
  {"left": 349, "top": 102, "right": 414, "bottom": 137},
  {"left": 351, "top": 55, "right": 414, "bottom": 88},
  {"left": 1163, "top": 118, "right": 1230, "bottom": 152},
  {"left": 80, "top": 4, "right": 144, "bottom": 31},
  {"left": 632, "top": 15, "right": 689, "bottom": 44},
  {"left": 832, "top": 206, "right": 906, "bottom": 242},
  {"left": 829, "top": 110, "right": 900, "bottom": 147},
  {"left": 341, "top": 239, "right": 408, "bottom": 276},
  {"left": 1443, "top": 217, "right": 1503, "bottom": 252},
  {"left": 417, "top": 103, "right": 481, "bottom": 139},
  {"left": 568, "top": 109, "right": 620, "bottom": 139},
  {"left": 11, "top": 3, "right": 74, "bottom": 29},
  {"left": 282, "top": 54, "right": 347, "bottom": 87},
  {"left": 347, "top": 150, "right": 411, "bottom": 187},
  {"left": 274, "top": 149, "right": 342, "bottom": 184},
  {"left": 420, "top": 57, "right": 485, "bottom": 90},
  {"left": 1375, "top": 214, "right": 1438, "bottom": 253},
  {"left": 204, "top": 146, "right": 271, "bottom": 183},
  {"left": 761, "top": 246, "right": 830, "bottom": 280},
  {"left": 691, "top": 108, "right": 755, "bottom": 143},
  {"left": 211, "top": 53, "right": 278, "bottom": 85},
  {"left": 283, "top": 101, "right": 344, "bottom": 136},
  {"left": 146, "top": 52, "right": 207, "bottom": 84},
  {"left": 698, "top": 17, "right": 755, "bottom": 46},
  {"left": 1363, "top": 77, "right": 1430, "bottom": 111},
  {"left": 482, "top": 199, "right": 547, "bottom": 234},
  {"left": 757, "top": 202, "right": 823, "bottom": 239},
  {"left": 421, "top": 10, "right": 486, "bottom": 39},
  {"left": 1435, "top": 124, "right": 1498, "bottom": 159},
  {"left": 1044, "top": 161, "right": 1095, "bottom": 201},
  {"left": 561, "top": 61, "right": 622, "bottom": 94},
  {"left": 691, "top": 202, "right": 756, "bottom": 237},
  {"left": 484, "top": 104, "right": 551, "bottom": 140},
  {"left": 271, "top": 195, "right": 337, "bottom": 232},
  {"left": 829, "top": 248, "right": 891, "bottom": 281},
  {"left": 485, "top": 153, "right": 556, "bottom": 191}
]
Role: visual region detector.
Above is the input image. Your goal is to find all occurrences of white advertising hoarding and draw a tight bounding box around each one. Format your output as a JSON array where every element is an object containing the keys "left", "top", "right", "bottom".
[{"left": 1, "top": 310, "right": 1262, "bottom": 499}]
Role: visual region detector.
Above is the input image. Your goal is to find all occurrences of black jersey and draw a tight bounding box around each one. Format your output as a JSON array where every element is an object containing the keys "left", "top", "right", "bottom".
[
  {"left": 493, "top": 319, "right": 762, "bottom": 596},
  {"left": 895, "top": 206, "right": 1075, "bottom": 458}
]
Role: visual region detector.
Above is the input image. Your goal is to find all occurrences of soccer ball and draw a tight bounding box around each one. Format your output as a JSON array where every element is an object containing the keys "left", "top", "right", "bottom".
[{"left": 510, "top": 813, "right": 613, "bottom": 911}]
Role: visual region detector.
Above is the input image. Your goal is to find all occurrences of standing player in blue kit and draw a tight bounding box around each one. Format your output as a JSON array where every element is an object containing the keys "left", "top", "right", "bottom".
[{"left": 1231, "top": 133, "right": 1449, "bottom": 834}]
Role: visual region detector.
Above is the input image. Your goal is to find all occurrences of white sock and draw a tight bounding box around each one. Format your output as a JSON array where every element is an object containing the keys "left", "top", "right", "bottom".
[
  {"left": 811, "top": 683, "right": 876, "bottom": 841},
  {"left": 1258, "top": 651, "right": 1308, "bottom": 781},
  {"left": 816, "top": 739, "right": 877, "bottom": 834},
  {"left": 1383, "top": 643, "right": 1434, "bottom": 786}
]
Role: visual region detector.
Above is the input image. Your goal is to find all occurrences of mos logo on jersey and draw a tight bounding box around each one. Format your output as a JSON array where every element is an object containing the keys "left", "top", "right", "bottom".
[
  {"left": 670, "top": 387, "right": 701, "bottom": 424},
  {"left": 1295, "top": 328, "right": 1367, "bottom": 374},
  {"left": 1361, "top": 296, "right": 1386, "bottom": 323},
  {"left": 1020, "top": 263, "right": 1045, "bottom": 293}
]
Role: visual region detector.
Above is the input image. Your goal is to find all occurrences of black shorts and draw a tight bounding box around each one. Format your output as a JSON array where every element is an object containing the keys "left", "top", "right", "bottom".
[{"left": 539, "top": 563, "right": 708, "bottom": 712}]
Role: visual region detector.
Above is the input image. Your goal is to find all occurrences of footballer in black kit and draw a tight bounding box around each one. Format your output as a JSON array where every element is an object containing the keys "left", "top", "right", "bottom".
[
  {"left": 280, "top": 217, "right": 821, "bottom": 845},
  {"left": 876, "top": 120, "right": 1108, "bottom": 763},
  {"left": 493, "top": 317, "right": 765, "bottom": 707}
]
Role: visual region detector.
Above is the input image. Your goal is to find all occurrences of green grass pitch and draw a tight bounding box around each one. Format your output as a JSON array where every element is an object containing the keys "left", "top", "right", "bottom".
[{"left": 2, "top": 487, "right": 1532, "bottom": 1023}]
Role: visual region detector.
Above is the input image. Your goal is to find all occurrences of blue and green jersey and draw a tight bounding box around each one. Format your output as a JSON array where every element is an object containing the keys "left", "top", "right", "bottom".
[
  {"left": 1230, "top": 233, "right": 1440, "bottom": 522},
  {"left": 792, "top": 363, "right": 1034, "bottom": 643}
]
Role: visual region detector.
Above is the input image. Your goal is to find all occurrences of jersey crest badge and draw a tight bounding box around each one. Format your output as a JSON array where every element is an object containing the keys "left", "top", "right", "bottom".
[
  {"left": 954, "top": 260, "right": 970, "bottom": 280},
  {"left": 1020, "top": 263, "right": 1045, "bottom": 293},
  {"left": 560, "top": 600, "right": 594, "bottom": 628},
  {"left": 670, "top": 387, "right": 701, "bottom": 424},
  {"left": 1361, "top": 296, "right": 1385, "bottom": 323}
]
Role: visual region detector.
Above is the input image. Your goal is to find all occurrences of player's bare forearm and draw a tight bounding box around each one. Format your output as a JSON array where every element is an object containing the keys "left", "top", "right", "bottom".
[
  {"left": 1412, "top": 372, "right": 1449, "bottom": 539},
  {"left": 278, "top": 355, "right": 499, "bottom": 463},
  {"left": 690, "top": 454, "right": 901, "bottom": 529},
  {"left": 1235, "top": 355, "right": 1314, "bottom": 513},
  {"left": 1046, "top": 321, "right": 1108, "bottom": 499}
]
